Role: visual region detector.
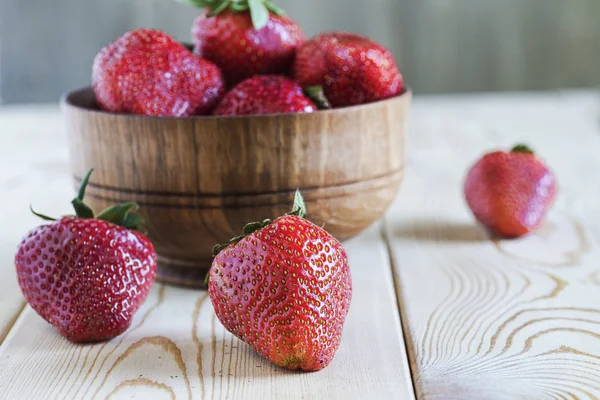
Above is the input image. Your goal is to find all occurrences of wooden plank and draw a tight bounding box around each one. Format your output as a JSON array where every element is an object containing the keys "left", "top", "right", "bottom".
[
  {"left": 0, "top": 221, "right": 414, "bottom": 399},
  {"left": 387, "top": 91, "right": 600, "bottom": 398},
  {"left": 0, "top": 106, "right": 72, "bottom": 342}
]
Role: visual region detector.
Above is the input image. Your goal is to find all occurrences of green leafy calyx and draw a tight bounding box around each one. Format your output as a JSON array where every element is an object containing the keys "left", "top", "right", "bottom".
[
  {"left": 288, "top": 189, "right": 307, "bottom": 219},
  {"left": 511, "top": 144, "right": 535, "bottom": 155},
  {"left": 211, "top": 218, "right": 272, "bottom": 257},
  {"left": 304, "top": 86, "right": 332, "bottom": 110},
  {"left": 211, "top": 189, "right": 308, "bottom": 257},
  {"left": 206, "top": 190, "right": 308, "bottom": 285},
  {"left": 174, "top": 0, "right": 285, "bottom": 29},
  {"left": 30, "top": 168, "right": 145, "bottom": 231}
]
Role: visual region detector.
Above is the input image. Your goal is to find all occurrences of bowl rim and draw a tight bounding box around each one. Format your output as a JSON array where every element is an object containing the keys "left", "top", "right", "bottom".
[{"left": 60, "top": 85, "right": 412, "bottom": 121}]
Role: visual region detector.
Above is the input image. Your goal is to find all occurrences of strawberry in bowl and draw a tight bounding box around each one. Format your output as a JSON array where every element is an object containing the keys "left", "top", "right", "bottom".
[
  {"left": 213, "top": 75, "right": 317, "bottom": 116},
  {"left": 92, "top": 28, "right": 225, "bottom": 117},
  {"left": 179, "top": 0, "right": 306, "bottom": 86},
  {"left": 293, "top": 32, "right": 404, "bottom": 108},
  {"left": 62, "top": 7, "right": 411, "bottom": 287}
]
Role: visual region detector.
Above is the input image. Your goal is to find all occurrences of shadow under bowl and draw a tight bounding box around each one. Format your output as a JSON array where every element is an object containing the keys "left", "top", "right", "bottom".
[{"left": 61, "top": 87, "right": 411, "bottom": 288}]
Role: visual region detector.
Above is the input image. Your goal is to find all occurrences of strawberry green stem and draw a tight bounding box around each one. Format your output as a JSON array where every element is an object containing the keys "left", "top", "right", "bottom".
[
  {"left": 264, "top": 2, "right": 284, "bottom": 15},
  {"left": 175, "top": 0, "right": 284, "bottom": 29},
  {"left": 210, "top": 190, "right": 307, "bottom": 257},
  {"left": 304, "top": 86, "right": 332, "bottom": 110},
  {"left": 288, "top": 189, "right": 307, "bottom": 219},
  {"left": 77, "top": 169, "right": 93, "bottom": 201},
  {"left": 29, "top": 168, "right": 146, "bottom": 232},
  {"left": 207, "top": 0, "right": 231, "bottom": 16},
  {"left": 207, "top": 190, "right": 308, "bottom": 285},
  {"left": 30, "top": 205, "right": 56, "bottom": 221},
  {"left": 72, "top": 169, "right": 95, "bottom": 219},
  {"left": 511, "top": 144, "right": 534, "bottom": 154},
  {"left": 212, "top": 219, "right": 272, "bottom": 257}
]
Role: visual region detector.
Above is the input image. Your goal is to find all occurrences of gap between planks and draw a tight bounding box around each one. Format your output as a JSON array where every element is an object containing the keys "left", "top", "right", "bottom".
[{"left": 381, "top": 220, "right": 421, "bottom": 400}]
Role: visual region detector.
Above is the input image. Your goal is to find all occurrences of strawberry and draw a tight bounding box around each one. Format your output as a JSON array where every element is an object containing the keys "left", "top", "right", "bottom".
[
  {"left": 207, "top": 191, "right": 352, "bottom": 371},
  {"left": 14, "top": 170, "right": 157, "bottom": 343},
  {"left": 92, "top": 28, "right": 224, "bottom": 117},
  {"left": 464, "top": 144, "right": 558, "bottom": 238},
  {"left": 181, "top": 0, "right": 305, "bottom": 85},
  {"left": 213, "top": 75, "right": 317, "bottom": 116},
  {"left": 293, "top": 32, "right": 404, "bottom": 108}
]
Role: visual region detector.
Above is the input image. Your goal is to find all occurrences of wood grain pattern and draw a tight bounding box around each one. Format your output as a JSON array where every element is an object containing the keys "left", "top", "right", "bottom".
[
  {"left": 0, "top": 225, "right": 415, "bottom": 400},
  {"left": 0, "top": 106, "right": 72, "bottom": 343},
  {"left": 387, "top": 92, "right": 600, "bottom": 399},
  {"left": 62, "top": 87, "right": 409, "bottom": 288},
  {"left": 4, "top": 90, "right": 600, "bottom": 399}
]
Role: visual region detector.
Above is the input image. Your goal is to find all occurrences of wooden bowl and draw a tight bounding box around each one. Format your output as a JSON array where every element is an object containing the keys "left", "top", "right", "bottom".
[{"left": 62, "top": 87, "right": 411, "bottom": 288}]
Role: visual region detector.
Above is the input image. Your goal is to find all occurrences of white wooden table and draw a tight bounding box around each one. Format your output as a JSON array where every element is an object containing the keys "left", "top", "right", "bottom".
[{"left": 1, "top": 90, "right": 600, "bottom": 399}]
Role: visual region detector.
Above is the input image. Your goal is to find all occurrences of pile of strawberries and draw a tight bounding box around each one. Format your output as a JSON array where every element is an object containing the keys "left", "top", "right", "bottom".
[{"left": 92, "top": 0, "right": 404, "bottom": 117}]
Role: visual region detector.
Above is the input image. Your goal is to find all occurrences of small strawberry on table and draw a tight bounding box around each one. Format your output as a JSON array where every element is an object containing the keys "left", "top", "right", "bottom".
[
  {"left": 14, "top": 169, "right": 157, "bottom": 343},
  {"left": 464, "top": 144, "right": 558, "bottom": 238}
]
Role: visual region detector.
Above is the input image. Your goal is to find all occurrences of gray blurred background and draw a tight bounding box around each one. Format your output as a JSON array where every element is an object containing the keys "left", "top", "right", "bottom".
[{"left": 1, "top": 0, "right": 599, "bottom": 104}]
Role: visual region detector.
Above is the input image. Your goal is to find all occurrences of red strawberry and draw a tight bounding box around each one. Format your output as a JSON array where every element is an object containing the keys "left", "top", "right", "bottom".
[
  {"left": 293, "top": 32, "right": 404, "bottom": 108},
  {"left": 185, "top": 0, "right": 305, "bottom": 85},
  {"left": 208, "top": 191, "right": 352, "bottom": 371},
  {"left": 213, "top": 75, "right": 317, "bottom": 116},
  {"left": 14, "top": 170, "right": 157, "bottom": 343},
  {"left": 464, "top": 144, "right": 558, "bottom": 238},
  {"left": 92, "top": 28, "right": 224, "bottom": 117}
]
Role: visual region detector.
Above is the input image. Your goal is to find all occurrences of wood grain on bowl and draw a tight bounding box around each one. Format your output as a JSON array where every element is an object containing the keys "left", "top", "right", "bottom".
[{"left": 62, "top": 87, "right": 411, "bottom": 288}]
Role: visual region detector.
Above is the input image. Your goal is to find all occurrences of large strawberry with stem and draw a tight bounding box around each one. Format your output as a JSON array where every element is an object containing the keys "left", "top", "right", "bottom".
[
  {"left": 464, "top": 144, "right": 558, "bottom": 238},
  {"left": 293, "top": 32, "right": 404, "bottom": 108},
  {"left": 14, "top": 169, "right": 157, "bottom": 343},
  {"left": 178, "top": 0, "right": 306, "bottom": 85},
  {"left": 92, "top": 28, "right": 224, "bottom": 117},
  {"left": 207, "top": 191, "right": 352, "bottom": 371}
]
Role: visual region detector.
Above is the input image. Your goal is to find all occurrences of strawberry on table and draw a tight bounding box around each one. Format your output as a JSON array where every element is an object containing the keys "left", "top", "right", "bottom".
[
  {"left": 92, "top": 28, "right": 224, "bottom": 117},
  {"left": 213, "top": 75, "right": 317, "bottom": 116},
  {"left": 180, "top": 0, "right": 306, "bottom": 85},
  {"left": 293, "top": 32, "right": 404, "bottom": 108},
  {"left": 14, "top": 170, "right": 157, "bottom": 343},
  {"left": 464, "top": 144, "right": 558, "bottom": 238},
  {"left": 208, "top": 191, "right": 352, "bottom": 371}
]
